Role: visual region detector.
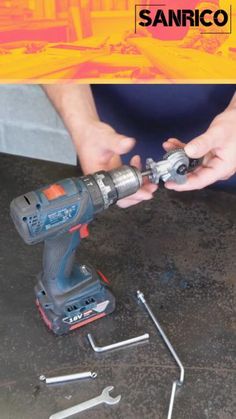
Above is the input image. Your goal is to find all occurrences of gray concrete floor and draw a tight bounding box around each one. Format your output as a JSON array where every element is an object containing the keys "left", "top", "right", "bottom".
[{"left": 0, "top": 153, "right": 235, "bottom": 419}]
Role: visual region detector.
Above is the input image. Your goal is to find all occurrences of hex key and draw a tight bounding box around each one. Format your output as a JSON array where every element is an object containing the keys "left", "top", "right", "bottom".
[{"left": 87, "top": 332, "right": 149, "bottom": 353}]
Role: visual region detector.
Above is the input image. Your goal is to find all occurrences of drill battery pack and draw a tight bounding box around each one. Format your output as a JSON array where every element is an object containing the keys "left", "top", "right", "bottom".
[{"left": 35, "top": 266, "right": 115, "bottom": 335}]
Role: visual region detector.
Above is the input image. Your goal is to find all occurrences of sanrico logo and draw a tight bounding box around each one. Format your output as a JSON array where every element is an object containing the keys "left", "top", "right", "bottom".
[{"left": 135, "top": 4, "right": 232, "bottom": 34}]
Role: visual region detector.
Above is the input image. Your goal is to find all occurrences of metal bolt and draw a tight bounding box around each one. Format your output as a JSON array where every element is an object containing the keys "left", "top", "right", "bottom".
[{"left": 176, "top": 164, "right": 187, "bottom": 175}]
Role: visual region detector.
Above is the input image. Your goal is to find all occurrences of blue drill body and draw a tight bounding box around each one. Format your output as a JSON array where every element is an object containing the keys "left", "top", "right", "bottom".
[
  {"left": 10, "top": 150, "right": 202, "bottom": 335},
  {"left": 10, "top": 166, "right": 142, "bottom": 334}
]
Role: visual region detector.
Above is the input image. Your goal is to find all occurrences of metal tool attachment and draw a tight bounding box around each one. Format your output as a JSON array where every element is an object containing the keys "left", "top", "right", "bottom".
[
  {"left": 87, "top": 332, "right": 149, "bottom": 353},
  {"left": 137, "top": 290, "right": 184, "bottom": 419},
  {"left": 143, "top": 148, "right": 203, "bottom": 185},
  {"left": 49, "top": 386, "right": 121, "bottom": 419},
  {"left": 39, "top": 371, "right": 97, "bottom": 385}
]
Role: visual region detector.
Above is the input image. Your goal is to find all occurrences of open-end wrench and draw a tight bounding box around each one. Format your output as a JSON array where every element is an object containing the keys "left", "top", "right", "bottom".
[{"left": 49, "top": 386, "right": 121, "bottom": 419}]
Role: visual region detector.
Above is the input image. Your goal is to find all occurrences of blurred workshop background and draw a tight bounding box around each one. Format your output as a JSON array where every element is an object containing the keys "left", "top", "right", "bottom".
[
  {"left": 0, "top": 1, "right": 236, "bottom": 81},
  {"left": 0, "top": 0, "right": 234, "bottom": 41},
  {"left": 0, "top": 0, "right": 138, "bottom": 42}
]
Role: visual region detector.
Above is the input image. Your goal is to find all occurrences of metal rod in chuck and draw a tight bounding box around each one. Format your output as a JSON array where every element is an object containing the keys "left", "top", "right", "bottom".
[
  {"left": 141, "top": 170, "right": 152, "bottom": 178},
  {"left": 136, "top": 290, "right": 184, "bottom": 419}
]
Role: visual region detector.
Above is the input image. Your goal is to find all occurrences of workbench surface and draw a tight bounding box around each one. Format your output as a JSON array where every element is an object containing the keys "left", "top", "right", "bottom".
[{"left": 0, "top": 154, "right": 235, "bottom": 419}]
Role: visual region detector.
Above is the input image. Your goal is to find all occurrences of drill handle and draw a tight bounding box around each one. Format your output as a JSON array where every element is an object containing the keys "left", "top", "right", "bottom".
[{"left": 42, "top": 229, "right": 81, "bottom": 292}]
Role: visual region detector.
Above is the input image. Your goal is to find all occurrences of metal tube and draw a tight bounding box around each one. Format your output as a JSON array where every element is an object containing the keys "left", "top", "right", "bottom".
[
  {"left": 87, "top": 332, "right": 149, "bottom": 353},
  {"left": 136, "top": 290, "right": 184, "bottom": 419},
  {"left": 39, "top": 371, "right": 97, "bottom": 384},
  {"left": 168, "top": 381, "right": 178, "bottom": 419}
]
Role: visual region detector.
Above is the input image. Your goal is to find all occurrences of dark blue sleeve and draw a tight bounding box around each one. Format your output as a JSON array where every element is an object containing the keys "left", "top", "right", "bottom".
[{"left": 92, "top": 85, "right": 236, "bottom": 190}]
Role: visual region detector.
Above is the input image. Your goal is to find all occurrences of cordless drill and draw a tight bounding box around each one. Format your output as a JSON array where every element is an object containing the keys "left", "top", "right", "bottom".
[{"left": 10, "top": 149, "right": 202, "bottom": 335}]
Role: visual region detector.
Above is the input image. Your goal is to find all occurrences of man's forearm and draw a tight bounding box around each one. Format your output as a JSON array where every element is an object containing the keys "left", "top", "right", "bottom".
[
  {"left": 229, "top": 92, "right": 236, "bottom": 108},
  {"left": 42, "top": 85, "right": 99, "bottom": 140}
]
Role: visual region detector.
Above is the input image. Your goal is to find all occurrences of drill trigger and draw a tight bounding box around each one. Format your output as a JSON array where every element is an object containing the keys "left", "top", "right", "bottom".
[
  {"left": 69, "top": 223, "right": 89, "bottom": 238},
  {"left": 97, "top": 270, "right": 110, "bottom": 285},
  {"left": 80, "top": 224, "right": 89, "bottom": 239}
]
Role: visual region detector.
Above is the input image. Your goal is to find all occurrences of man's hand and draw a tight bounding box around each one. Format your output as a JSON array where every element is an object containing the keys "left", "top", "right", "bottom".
[
  {"left": 162, "top": 94, "right": 236, "bottom": 191},
  {"left": 42, "top": 85, "right": 157, "bottom": 208},
  {"left": 74, "top": 120, "right": 134, "bottom": 173},
  {"left": 74, "top": 120, "right": 157, "bottom": 208}
]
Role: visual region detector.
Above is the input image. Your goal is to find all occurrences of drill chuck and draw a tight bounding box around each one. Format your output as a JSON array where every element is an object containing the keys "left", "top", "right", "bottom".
[
  {"left": 83, "top": 165, "right": 142, "bottom": 212},
  {"left": 108, "top": 166, "right": 142, "bottom": 200}
]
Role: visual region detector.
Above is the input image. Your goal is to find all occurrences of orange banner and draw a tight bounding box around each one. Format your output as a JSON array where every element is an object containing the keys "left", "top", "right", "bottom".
[{"left": 0, "top": 0, "right": 235, "bottom": 83}]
